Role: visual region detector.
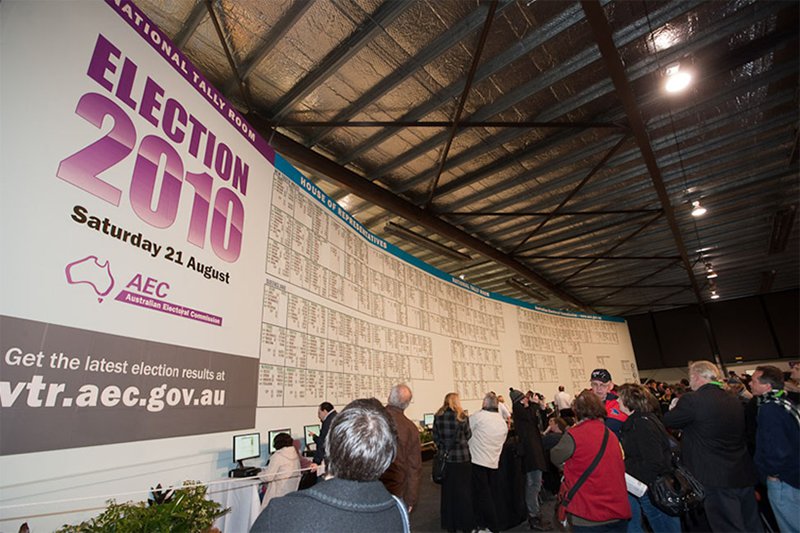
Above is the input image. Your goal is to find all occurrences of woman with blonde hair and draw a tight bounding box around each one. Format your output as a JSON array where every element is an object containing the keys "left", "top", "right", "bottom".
[
  {"left": 497, "top": 394, "right": 512, "bottom": 427},
  {"left": 433, "top": 392, "right": 474, "bottom": 532}
]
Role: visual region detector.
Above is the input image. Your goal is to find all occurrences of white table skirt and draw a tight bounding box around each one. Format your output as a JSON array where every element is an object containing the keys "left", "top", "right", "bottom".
[{"left": 208, "top": 477, "right": 262, "bottom": 532}]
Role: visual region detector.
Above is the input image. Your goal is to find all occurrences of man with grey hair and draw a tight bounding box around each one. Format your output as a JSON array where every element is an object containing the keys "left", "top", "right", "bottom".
[
  {"left": 380, "top": 383, "right": 422, "bottom": 511},
  {"left": 664, "top": 361, "right": 762, "bottom": 532},
  {"left": 251, "top": 398, "right": 409, "bottom": 532},
  {"left": 469, "top": 391, "right": 509, "bottom": 532}
]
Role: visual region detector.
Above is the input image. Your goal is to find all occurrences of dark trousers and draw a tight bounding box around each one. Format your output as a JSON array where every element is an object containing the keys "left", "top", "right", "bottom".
[
  {"left": 704, "top": 486, "right": 763, "bottom": 533},
  {"left": 441, "top": 461, "right": 474, "bottom": 532},
  {"left": 472, "top": 463, "right": 499, "bottom": 532}
]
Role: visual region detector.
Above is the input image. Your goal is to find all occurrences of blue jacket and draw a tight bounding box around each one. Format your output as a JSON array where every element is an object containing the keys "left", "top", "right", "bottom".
[{"left": 754, "top": 398, "right": 800, "bottom": 488}]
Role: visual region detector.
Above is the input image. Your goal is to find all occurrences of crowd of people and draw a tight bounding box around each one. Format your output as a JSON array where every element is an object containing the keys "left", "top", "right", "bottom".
[{"left": 249, "top": 361, "right": 799, "bottom": 533}]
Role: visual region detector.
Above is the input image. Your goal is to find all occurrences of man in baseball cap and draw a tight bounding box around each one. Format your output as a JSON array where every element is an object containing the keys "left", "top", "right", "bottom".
[{"left": 589, "top": 368, "right": 627, "bottom": 436}]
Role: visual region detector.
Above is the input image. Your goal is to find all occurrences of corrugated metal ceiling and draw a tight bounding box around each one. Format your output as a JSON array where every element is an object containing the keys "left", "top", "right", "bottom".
[{"left": 136, "top": 0, "right": 799, "bottom": 317}]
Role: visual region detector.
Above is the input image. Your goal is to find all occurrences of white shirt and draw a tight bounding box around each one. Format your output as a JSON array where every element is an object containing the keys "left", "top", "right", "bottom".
[
  {"left": 259, "top": 446, "right": 302, "bottom": 511},
  {"left": 554, "top": 390, "right": 573, "bottom": 411},
  {"left": 468, "top": 409, "right": 508, "bottom": 469}
]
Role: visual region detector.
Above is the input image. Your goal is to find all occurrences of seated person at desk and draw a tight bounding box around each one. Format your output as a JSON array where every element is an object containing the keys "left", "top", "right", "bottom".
[
  {"left": 250, "top": 398, "right": 409, "bottom": 532},
  {"left": 260, "top": 432, "right": 302, "bottom": 511}
]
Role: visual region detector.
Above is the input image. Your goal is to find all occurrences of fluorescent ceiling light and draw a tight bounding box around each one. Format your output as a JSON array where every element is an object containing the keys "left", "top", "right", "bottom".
[
  {"left": 506, "top": 278, "right": 547, "bottom": 301},
  {"left": 383, "top": 222, "right": 472, "bottom": 262}
]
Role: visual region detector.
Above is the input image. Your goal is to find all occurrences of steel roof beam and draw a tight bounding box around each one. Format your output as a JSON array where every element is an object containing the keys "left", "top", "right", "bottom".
[
  {"left": 255, "top": 118, "right": 590, "bottom": 310},
  {"left": 608, "top": 287, "right": 695, "bottom": 315},
  {"left": 427, "top": 68, "right": 797, "bottom": 217},
  {"left": 350, "top": 52, "right": 793, "bottom": 226},
  {"left": 305, "top": 0, "right": 528, "bottom": 147},
  {"left": 205, "top": 0, "right": 254, "bottom": 111},
  {"left": 581, "top": 0, "right": 704, "bottom": 307},
  {"left": 333, "top": 0, "right": 693, "bottom": 171},
  {"left": 268, "top": 0, "right": 410, "bottom": 120},
  {"left": 221, "top": 0, "right": 314, "bottom": 95},
  {"left": 361, "top": 0, "right": 773, "bottom": 191},
  {"left": 590, "top": 260, "right": 684, "bottom": 305},
  {"left": 439, "top": 209, "right": 662, "bottom": 217},
  {"left": 577, "top": 285, "right": 689, "bottom": 289},
  {"left": 437, "top": 100, "right": 795, "bottom": 238},
  {"left": 340, "top": 0, "right": 784, "bottom": 214},
  {"left": 423, "top": 0, "right": 499, "bottom": 209},
  {"left": 512, "top": 212, "right": 660, "bottom": 257},
  {"left": 558, "top": 211, "right": 664, "bottom": 285},
  {"left": 523, "top": 256, "right": 681, "bottom": 261},
  {"left": 511, "top": 135, "right": 629, "bottom": 253},
  {"left": 278, "top": 120, "right": 623, "bottom": 129},
  {"left": 174, "top": 1, "right": 208, "bottom": 49}
]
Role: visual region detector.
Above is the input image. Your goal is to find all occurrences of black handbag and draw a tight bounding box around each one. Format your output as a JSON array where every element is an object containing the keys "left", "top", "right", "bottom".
[
  {"left": 431, "top": 447, "right": 448, "bottom": 484},
  {"left": 432, "top": 416, "right": 457, "bottom": 484},
  {"left": 648, "top": 449, "right": 705, "bottom": 515}
]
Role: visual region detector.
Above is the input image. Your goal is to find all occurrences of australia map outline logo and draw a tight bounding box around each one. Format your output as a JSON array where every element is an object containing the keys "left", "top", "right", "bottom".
[{"left": 65, "top": 256, "right": 115, "bottom": 303}]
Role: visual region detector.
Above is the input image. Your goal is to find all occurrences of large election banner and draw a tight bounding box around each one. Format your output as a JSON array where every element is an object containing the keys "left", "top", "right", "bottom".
[{"left": 0, "top": 0, "right": 271, "bottom": 454}]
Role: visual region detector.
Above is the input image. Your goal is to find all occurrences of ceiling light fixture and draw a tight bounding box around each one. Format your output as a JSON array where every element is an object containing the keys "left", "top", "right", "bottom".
[
  {"left": 506, "top": 278, "right": 547, "bottom": 302},
  {"left": 691, "top": 200, "right": 707, "bottom": 217},
  {"left": 768, "top": 204, "right": 797, "bottom": 255},
  {"left": 708, "top": 277, "right": 719, "bottom": 299},
  {"left": 705, "top": 264, "right": 718, "bottom": 279},
  {"left": 383, "top": 221, "right": 472, "bottom": 262},
  {"left": 665, "top": 62, "right": 692, "bottom": 93}
]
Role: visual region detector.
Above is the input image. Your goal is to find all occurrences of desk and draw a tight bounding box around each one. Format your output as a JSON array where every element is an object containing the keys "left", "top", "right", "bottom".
[{"left": 207, "top": 477, "right": 262, "bottom": 532}]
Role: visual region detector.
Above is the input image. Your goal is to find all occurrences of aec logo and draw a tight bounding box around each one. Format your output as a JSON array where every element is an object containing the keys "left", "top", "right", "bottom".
[{"left": 65, "top": 256, "right": 115, "bottom": 302}]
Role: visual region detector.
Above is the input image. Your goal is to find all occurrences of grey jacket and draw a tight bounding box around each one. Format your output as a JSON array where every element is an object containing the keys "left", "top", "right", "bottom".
[{"left": 251, "top": 477, "right": 408, "bottom": 532}]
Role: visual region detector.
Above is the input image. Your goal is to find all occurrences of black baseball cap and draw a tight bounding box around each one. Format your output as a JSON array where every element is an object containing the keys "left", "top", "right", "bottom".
[{"left": 590, "top": 368, "right": 612, "bottom": 383}]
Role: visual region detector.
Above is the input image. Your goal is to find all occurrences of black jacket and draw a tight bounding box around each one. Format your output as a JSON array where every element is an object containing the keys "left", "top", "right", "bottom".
[
  {"left": 620, "top": 411, "right": 672, "bottom": 485},
  {"left": 512, "top": 401, "right": 548, "bottom": 472},
  {"left": 313, "top": 410, "right": 337, "bottom": 465},
  {"left": 663, "top": 383, "right": 757, "bottom": 488}
]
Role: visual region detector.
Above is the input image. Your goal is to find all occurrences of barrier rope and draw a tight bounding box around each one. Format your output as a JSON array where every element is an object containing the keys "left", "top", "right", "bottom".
[{"left": 0, "top": 466, "right": 314, "bottom": 511}]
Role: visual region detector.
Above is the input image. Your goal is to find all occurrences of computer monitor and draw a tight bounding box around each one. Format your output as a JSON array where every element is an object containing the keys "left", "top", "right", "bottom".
[
  {"left": 303, "top": 424, "right": 320, "bottom": 448},
  {"left": 268, "top": 428, "right": 291, "bottom": 454},
  {"left": 232, "top": 432, "right": 261, "bottom": 469},
  {"left": 423, "top": 413, "right": 434, "bottom": 427}
]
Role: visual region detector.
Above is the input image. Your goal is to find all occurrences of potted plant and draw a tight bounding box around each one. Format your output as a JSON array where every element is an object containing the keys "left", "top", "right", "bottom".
[
  {"left": 419, "top": 428, "right": 436, "bottom": 461},
  {"left": 57, "top": 481, "right": 228, "bottom": 533}
]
